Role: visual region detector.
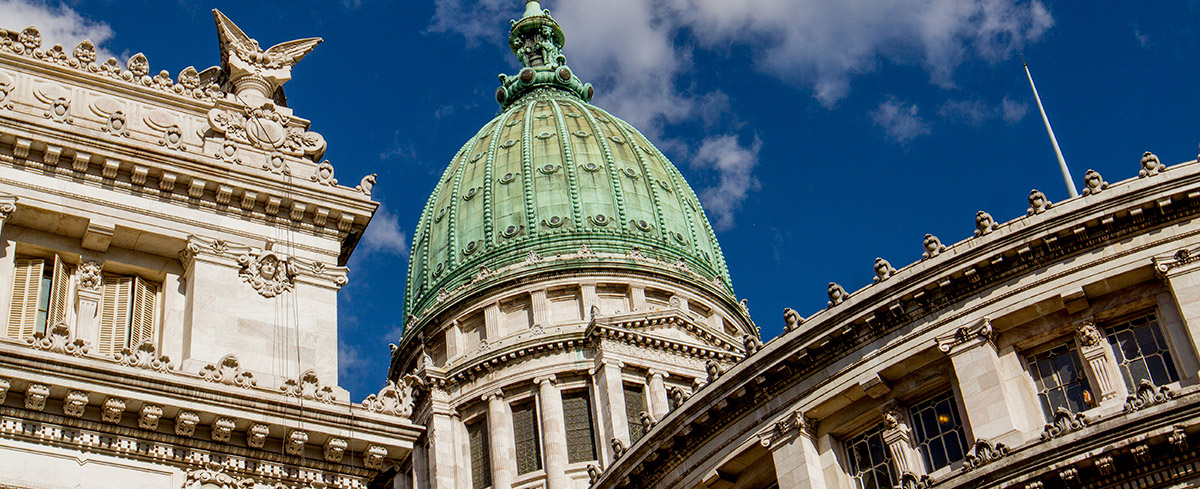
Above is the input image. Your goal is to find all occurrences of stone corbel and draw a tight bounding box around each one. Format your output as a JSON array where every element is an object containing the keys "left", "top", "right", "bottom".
[
  {"left": 935, "top": 317, "right": 994, "bottom": 356},
  {"left": 81, "top": 221, "right": 114, "bottom": 252},
  {"left": 0, "top": 195, "right": 16, "bottom": 236},
  {"left": 756, "top": 408, "right": 815, "bottom": 449}
]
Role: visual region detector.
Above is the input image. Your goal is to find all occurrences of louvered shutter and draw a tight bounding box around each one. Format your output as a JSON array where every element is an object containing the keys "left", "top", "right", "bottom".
[
  {"left": 47, "top": 255, "right": 71, "bottom": 327},
  {"left": 98, "top": 275, "right": 133, "bottom": 356},
  {"left": 7, "top": 259, "right": 44, "bottom": 340},
  {"left": 129, "top": 277, "right": 158, "bottom": 346}
]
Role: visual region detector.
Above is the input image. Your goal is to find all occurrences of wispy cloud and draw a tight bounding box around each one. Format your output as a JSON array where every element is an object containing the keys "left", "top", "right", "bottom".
[
  {"left": 0, "top": 0, "right": 114, "bottom": 59},
  {"left": 939, "top": 96, "right": 1029, "bottom": 125},
  {"left": 1132, "top": 25, "right": 1151, "bottom": 49},
  {"left": 1000, "top": 96, "right": 1029, "bottom": 124},
  {"left": 428, "top": 0, "right": 512, "bottom": 47},
  {"left": 691, "top": 134, "right": 762, "bottom": 230},
  {"left": 872, "top": 97, "right": 930, "bottom": 144},
  {"left": 359, "top": 205, "right": 409, "bottom": 258}
]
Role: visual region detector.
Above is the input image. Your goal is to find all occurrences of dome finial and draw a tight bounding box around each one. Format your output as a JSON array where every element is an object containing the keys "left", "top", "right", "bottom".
[{"left": 494, "top": 0, "right": 594, "bottom": 109}]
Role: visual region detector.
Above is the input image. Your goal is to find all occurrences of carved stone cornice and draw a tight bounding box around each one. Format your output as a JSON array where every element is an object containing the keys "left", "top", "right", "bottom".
[{"left": 935, "top": 318, "right": 994, "bottom": 356}]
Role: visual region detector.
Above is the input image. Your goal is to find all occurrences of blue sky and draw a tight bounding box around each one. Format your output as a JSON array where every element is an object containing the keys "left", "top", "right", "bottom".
[{"left": 5, "top": 1, "right": 1200, "bottom": 401}]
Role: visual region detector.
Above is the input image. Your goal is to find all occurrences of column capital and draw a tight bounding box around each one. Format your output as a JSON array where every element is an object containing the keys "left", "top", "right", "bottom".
[
  {"left": 0, "top": 195, "right": 16, "bottom": 221},
  {"left": 534, "top": 374, "right": 557, "bottom": 386},
  {"left": 647, "top": 369, "right": 670, "bottom": 380},
  {"left": 757, "top": 408, "right": 816, "bottom": 448},
  {"left": 936, "top": 317, "right": 994, "bottom": 356},
  {"left": 1154, "top": 246, "right": 1200, "bottom": 278},
  {"left": 481, "top": 389, "right": 504, "bottom": 402}
]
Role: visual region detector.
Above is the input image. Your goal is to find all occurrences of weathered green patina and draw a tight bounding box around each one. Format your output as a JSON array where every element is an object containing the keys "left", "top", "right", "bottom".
[{"left": 403, "top": 1, "right": 735, "bottom": 334}]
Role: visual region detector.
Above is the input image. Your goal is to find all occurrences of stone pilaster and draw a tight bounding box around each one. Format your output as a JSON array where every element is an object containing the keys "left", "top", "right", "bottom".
[
  {"left": 531, "top": 289, "right": 549, "bottom": 326},
  {"left": 485, "top": 303, "right": 503, "bottom": 342},
  {"left": 411, "top": 440, "right": 428, "bottom": 489},
  {"left": 631, "top": 286, "right": 646, "bottom": 312},
  {"left": 593, "top": 359, "right": 629, "bottom": 462},
  {"left": 646, "top": 370, "right": 669, "bottom": 419},
  {"left": 537, "top": 375, "right": 570, "bottom": 489},
  {"left": 1074, "top": 320, "right": 1123, "bottom": 406},
  {"left": 485, "top": 391, "right": 515, "bottom": 489},
  {"left": 1154, "top": 249, "right": 1200, "bottom": 379},
  {"left": 426, "top": 412, "right": 457, "bottom": 489},
  {"left": 937, "top": 318, "right": 1034, "bottom": 445},
  {"left": 582, "top": 284, "right": 599, "bottom": 317},
  {"left": 758, "top": 410, "right": 825, "bottom": 489},
  {"left": 74, "top": 260, "right": 103, "bottom": 347}
]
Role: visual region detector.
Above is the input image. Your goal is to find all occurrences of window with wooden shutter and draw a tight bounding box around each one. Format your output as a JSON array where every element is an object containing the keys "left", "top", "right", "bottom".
[
  {"left": 7, "top": 258, "right": 45, "bottom": 340},
  {"left": 47, "top": 255, "right": 71, "bottom": 328},
  {"left": 98, "top": 274, "right": 133, "bottom": 356},
  {"left": 130, "top": 277, "right": 158, "bottom": 346}
]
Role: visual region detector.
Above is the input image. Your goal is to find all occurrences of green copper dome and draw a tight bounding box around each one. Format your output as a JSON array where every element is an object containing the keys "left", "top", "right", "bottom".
[{"left": 402, "top": 2, "right": 735, "bottom": 329}]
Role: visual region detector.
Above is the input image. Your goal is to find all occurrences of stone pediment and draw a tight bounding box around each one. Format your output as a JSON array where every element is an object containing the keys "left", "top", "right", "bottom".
[{"left": 590, "top": 309, "right": 739, "bottom": 353}]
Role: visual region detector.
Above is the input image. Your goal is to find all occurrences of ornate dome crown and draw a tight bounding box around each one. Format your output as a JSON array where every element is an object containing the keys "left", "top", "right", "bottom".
[{"left": 403, "top": 1, "right": 735, "bottom": 331}]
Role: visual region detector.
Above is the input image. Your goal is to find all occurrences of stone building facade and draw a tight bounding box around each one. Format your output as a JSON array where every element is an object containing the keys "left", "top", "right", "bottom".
[{"left": 0, "top": 11, "right": 420, "bottom": 489}]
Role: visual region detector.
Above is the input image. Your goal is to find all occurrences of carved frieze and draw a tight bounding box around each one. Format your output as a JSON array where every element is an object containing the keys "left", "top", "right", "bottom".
[
  {"left": 114, "top": 341, "right": 173, "bottom": 372},
  {"left": 247, "top": 423, "right": 270, "bottom": 448},
  {"left": 208, "top": 103, "right": 326, "bottom": 162},
  {"left": 364, "top": 444, "right": 388, "bottom": 470},
  {"left": 238, "top": 249, "right": 297, "bottom": 297},
  {"left": 185, "top": 462, "right": 254, "bottom": 489},
  {"left": 286, "top": 429, "right": 308, "bottom": 455},
  {"left": 281, "top": 369, "right": 336, "bottom": 403},
  {"left": 212, "top": 417, "right": 236, "bottom": 443},
  {"left": 323, "top": 437, "right": 347, "bottom": 462},
  {"left": 1153, "top": 246, "right": 1200, "bottom": 277},
  {"left": 200, "top": 354, "right": 257, "bottom": 388}
]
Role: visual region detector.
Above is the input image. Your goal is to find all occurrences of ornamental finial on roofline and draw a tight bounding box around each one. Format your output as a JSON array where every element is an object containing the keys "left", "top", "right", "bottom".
[
  {"left": 494, "top": 1, "right": 593, "bottom": 108},
  {"left": 212, "top": 9, "right": 322, "bottom": 104}
]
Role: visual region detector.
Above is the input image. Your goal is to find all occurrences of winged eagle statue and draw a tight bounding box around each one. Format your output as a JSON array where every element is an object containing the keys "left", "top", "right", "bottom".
[{"left": 212, "top": 9, "right": 322, "bottom": 101}]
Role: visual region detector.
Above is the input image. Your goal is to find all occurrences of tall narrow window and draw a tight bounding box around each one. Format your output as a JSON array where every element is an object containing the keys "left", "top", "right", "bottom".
[
  {"left": 468, "top": 419, "right": 491, "bottom": 489},
  {"left": 1105, "top": 313, "right": 1179, "bottom": 391},
  {"left": 97, "top": 274, "right": 159, "bottom": 356},
  {"left": 563, "top": 390, "right": 597, "bottom": 463},
  {"left": 8, "top": 256, "right": 70, "bottom": 340},
  {"left": 1027, "top": 342, "right": 1093, "bottom": 420},
  {"left": 512, "top": 401, "right": 542, "bottom": 474},
  {"left": 909, "top": 391, "right": 968, "bottom": 471},
  {"left": 845, "top": 423, "right": 896, "bottom": 489},
  {"left": 624, "top": 384, "right": 646, "bottom": 443}
]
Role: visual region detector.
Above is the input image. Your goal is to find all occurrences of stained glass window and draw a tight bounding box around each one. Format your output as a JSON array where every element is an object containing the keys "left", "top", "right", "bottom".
[
  {"left": 909, "top": 391, "right": 968, "bottom": 471},
  {"left": 624, "top": 384, "right": 646, "bottom": 443},
  {"left": 563, "top": 390, "right": 597, "bottom": 463},
  {"left": 512, "top": 401, "right": 542, "bottom": 474},
  {"left": 1105, "top": 313, "right": 1179, "bottom": 392},
  {"left": 1027, "top": 342, "right": 1093, "bottom": 421},
  {"left": 845, "top": 423, "right": 896, "bottom": 489},
  {"left": 468, "top": 419, "right": 491, "bottom": 489}
]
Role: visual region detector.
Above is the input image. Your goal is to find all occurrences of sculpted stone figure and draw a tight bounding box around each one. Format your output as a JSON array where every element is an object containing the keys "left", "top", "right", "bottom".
[
  {"left": 873, "top": 257, "right": 896, "bottom": 283},
  {"left": 827, "top": 282, "right": 849, "bottom": 307},
  {"left": 1027, "top": 189, "right": 1052, "bottom": 215},
  {"left": 783, "top": 308, "right": 804, "bottom": 332},
  {"left": 238, "top": 251, "right": 296, "bottom": 298},
  {"left": 1140, "top": 151, "right": 1166, "bottom": 177},
  {"left": 213, "top": 9, "right": 322, "bottom": 100},
  {"left": 922, "top": 234, "right": 946, "bottom": 259},
  {"left": 974, "top": 211, "right": 1000, "bottom": 237},
  {"left": 1082, "top": 169, "right": 1108, "bottom": 195}
]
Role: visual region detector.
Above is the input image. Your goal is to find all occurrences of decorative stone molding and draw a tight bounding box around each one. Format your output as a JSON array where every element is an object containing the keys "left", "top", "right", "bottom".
[
  {"left": 742, "top": 334, "right": 763, "bottom": 356},
  {"left": 639, "top": 411, "right": 657, "bottom": 429},
  {"left": 28, "top": 322, "right": 89, "bottom": 356},
  {"left": 285, "top": 429, "right": 308, "bottom": 455},
  {"left": 962, "top": 439, "right": 1008, "bottom": 471},
  {"left": 1124, "top": 379, "right": 1172, "bottom": 413},
  {"left": 185, "top": 462, "right": 254, "bottom": 489},
  {"left": 200, "top": 354, "right": 257, "bottom": 388},
  {"left": 361, "top": 379, "right": 416, "bottom": 417},
  {"left": 0, "top": 377, "right": 9, "bottom": 404},
  {"left": 756, "top": 409, "right": 815, "bottom": 448},
  {"left": 139, "top": 404, "right": 163, "bottom": 430},
  {"left": 873, "top": 257, "right": 897, "bottom": 282},
  {"left": 922, "top": 234, "right": 946, "bottom": 259},
  {"left": 208, "top": 103, "right": 325, "bottom": 163},
  {"left": 783, "top": 308, "right": 804, "bottom": 332},
  {"left": 281, "top": 369, "right": 335, "bottom": 403},
  {"left": 1153, "top": 247, "right": 1200, "bottom": 277},
  {"left": 247, "top": 423, "right": 270, "bottom": 448},
  {"left": 213, "top": 10, "right": 322, "bottom": 103},
  {"left": 181, "top": 236, "right": 349, "bottom": 292},
  {"left": 1139, "top": 151, "right": 1166, "bottom": 177},
  {"left": 212, "top": 417, "right": 236, "bottom": 442},
  {"left": 587, "top": 464, "right": 604, "bottom": 484},
  {"left": 25, "top": 383, "right": 49, "bottom": 411},
  {"left": 704, "top": 360, "right": 724, "bottom": 383},
  {"left": 364, "top": 444, "right": 387, "bottom": 470},
  {"left": 1075, "top": 321, "right": 1103, "bottom": 348},
  {"left": 1058, "top": 467, "right": 1078, "bottom": 482},
  {"left": 897, "top": 472, "right": 931, "bottom": 489},
  {"left": 78, "top": 260, "right": 102, "bottom": 290},
  {"left": 827, "top": 282, "right": 849, "bottom": 307},
  {"left": 101, "top": 397, "right": 125, "bottom": 424},
  {"left": 1027, "top": 189, "right": 1053, "bottom": 215},
  {"left": 1082, "top": 169, "right": 1108, "bottom": 195},
  {"left": 974, "top": 210, "right": 1000, "bottom": 236},
  {"left": 0, "top": 197, "right": 16, "bottom": 222},
  {"left": 1169, "top": 425, "right": 1188, "bottom": 451},
  {"left": 935, "top": 318, "right": 994, "bottom": 355},
  {"left": 1095, "top": 454, "right": 1114, "bottom": 475},
  {"left": 63, "top": 390, "right": 88, "bottom": 417},
  {"left": 323, "top": 437, "right": 347, "bottom": 462},
  {"left": 175, "top": 410, "right": 200, "bottom": 437},
  {"left": 1131, "top": 443, "right": 1151, "bottom": 463},
  {"left": 668, "top": 386, "right": 689, "bottom": 410},
  {"left": 114, "top": 341, "right": 173, "bottom": 372},
  {"left": 611, "top": 438, "right": 627, "bottom": 459},
  {"left": 238, "top": 249, "right": 297, "bottom": 297},
  {"left": 1041, "top": 407, "right": 1088, "bottom": 440}
]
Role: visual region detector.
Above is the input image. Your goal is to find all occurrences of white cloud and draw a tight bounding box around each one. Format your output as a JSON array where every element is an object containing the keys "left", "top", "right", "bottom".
[
  {"left": 872, "top": 97, "right": 930, "bottom": 144},
  {"left": 691, "top": 134, "right": 762, "bottom": 230},
  {"left": 939, "top": 99, "right": 993, "bottom": 126},
  {"left": 428, "top": 0, "right": 512, "bottom": 47},
  {"left": 1001, "top": 96, "right": 1029, "bottom": 124},
  {"left": 0, "top": 0, "right": 114, "bottom": 59},
  {"left": 1132, "top": 25, "right": 1150, "bottom": 49},
  {"left": 359, "top": 205, "right": 409, "bottom": 257}
]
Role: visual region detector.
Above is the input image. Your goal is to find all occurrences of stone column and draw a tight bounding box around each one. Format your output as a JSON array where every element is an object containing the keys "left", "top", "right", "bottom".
[
  {"left": 1074, "top": 320, "right": 1123, "bottom": 406},
  {"left": 537, "top": 375, "right": 570, "bottom": 489},
  {"left": 485, "top": 391, "right": 516, "bottom": 489},
  {"left": 593, "top": 359, "right": 629, "bottom": 462},
  {"left": 646, "top": 370, "right": 669, "bottom": 419},
  {"left": 74, "top": 260, "right": 103, "bottom": 347},
  {"left": 936, "top": 319, "right": 1034, "bottom": 446},
  {"left": 759, "top": 410, "right": 825, "bottom": 489},
  {"left": 531, "top": 289, "right": 549, "bottom": 326},
  {"left": 879, "top": 402, "right": 924, "bottom": 477}
]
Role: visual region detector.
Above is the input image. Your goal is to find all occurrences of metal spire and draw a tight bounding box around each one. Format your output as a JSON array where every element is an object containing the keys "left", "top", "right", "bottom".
[{"left": 1023, "top": 56, "right": 1078, "bottom": 198}]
